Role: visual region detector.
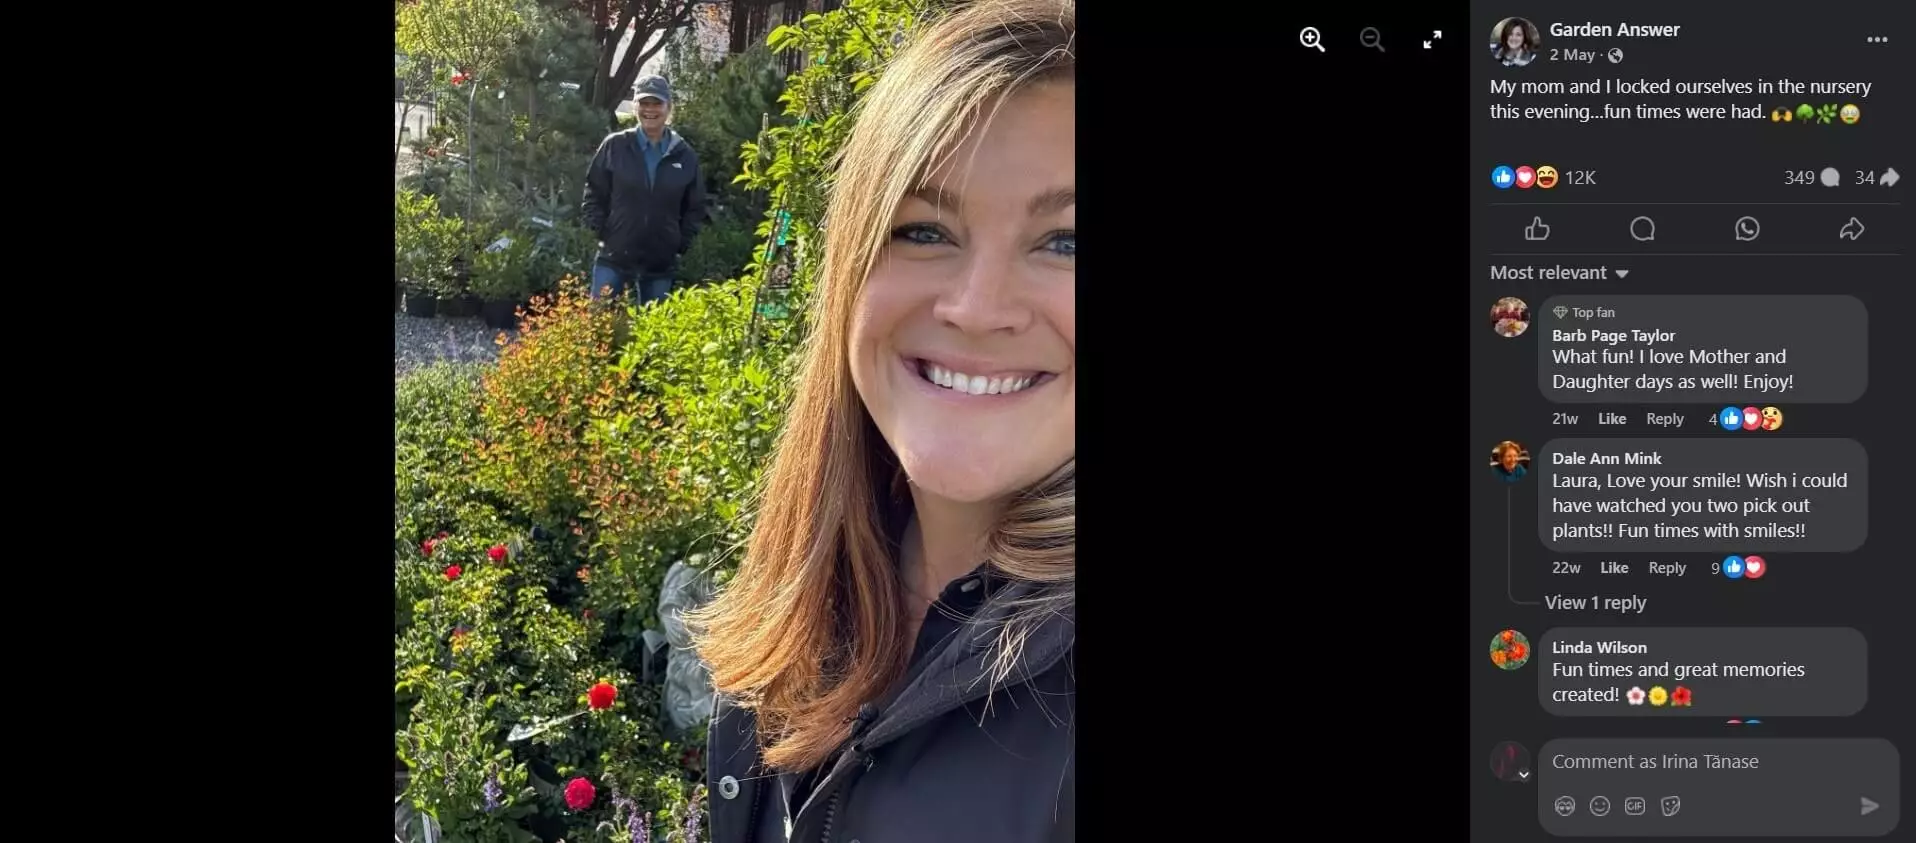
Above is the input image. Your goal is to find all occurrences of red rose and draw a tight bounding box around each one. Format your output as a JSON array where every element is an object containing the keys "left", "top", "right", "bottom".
[
  {"left": 1509, "top": 643, "right": 1527, "bottom": 661},
  {"left": 422, "top": 538, "right": 437, "bottom": 557},
  {"left": 588, "top": 681, "right": 618, "bottom": 710},
  {"left": 563, "top": 777, "right": 595, "bottom": 811},
  {"left": 445, "top": 565, "right": 462, "bottom": 581},
  {"left": 488, "top": 544, "right": 508, "bottom": 563}
]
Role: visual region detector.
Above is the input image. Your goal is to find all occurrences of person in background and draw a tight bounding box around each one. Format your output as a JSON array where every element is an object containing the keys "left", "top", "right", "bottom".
[
  {"left": 581, "top": 74, "right": 706, "bottom": 306},
  {"left": 688, "top": 1, "right": 1076, "bottom": 841}
]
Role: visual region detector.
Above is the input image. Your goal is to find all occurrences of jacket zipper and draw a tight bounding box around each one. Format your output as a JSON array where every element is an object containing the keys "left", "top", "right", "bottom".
[
  {"left": 817, "top": 789, "right": 841, "bottom": 843},
  {"left": 743, "top": 777, "right": 764, "bottom": 843}
]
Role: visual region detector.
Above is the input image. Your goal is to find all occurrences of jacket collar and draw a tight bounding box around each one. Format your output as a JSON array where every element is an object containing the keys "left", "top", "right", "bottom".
[{"left": 859, "top": 580, "right": 1074, "bottom": 751}]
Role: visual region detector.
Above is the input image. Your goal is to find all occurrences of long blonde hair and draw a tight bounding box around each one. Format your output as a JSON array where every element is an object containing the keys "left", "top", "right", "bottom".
[{"left": 688, "top": 0, "right": 1075, "bottom": 773}]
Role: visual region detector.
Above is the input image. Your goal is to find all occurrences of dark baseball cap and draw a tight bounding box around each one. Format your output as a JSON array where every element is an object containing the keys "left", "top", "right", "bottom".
[{"left": 632, "top": 75, "right": 672, "bottom": 104}]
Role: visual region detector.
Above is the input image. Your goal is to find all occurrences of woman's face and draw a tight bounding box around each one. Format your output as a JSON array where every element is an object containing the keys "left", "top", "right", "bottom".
[
  {"left": 849, "top": 80, "right": 1076, "bottom": 505},
  {"left": 1505, "top": 26, "right": 1526, "bottom": 50},
  {"left": 1501, "top": 448, "right": 1520, "bottom": 471}
]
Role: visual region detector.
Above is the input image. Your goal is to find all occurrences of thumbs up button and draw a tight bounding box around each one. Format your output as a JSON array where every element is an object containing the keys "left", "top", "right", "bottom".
[{"left": 1525, "top": 216, "right": 1552, "bottom": 241}]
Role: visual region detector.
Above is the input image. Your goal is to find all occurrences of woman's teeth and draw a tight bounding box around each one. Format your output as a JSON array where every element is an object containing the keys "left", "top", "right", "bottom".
[{"left": 920, "top": 361, "right": 1036, "bottom": 395}]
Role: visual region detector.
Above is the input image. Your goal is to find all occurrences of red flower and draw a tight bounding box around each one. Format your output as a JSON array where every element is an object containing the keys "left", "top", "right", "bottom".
[
  {"left": 1509, "top": 643, "right": 1527, "bottom": 661},
  {"left": 1502, "top": 630, "right": 1515, "bottom": 644},
  {"left": 437, "top": 531, "right": 450, "bottom": 539},
  {"left": 563, "top": 777, "right": 595, "bottom": 811},
  {"left": 422, "top": 538, "right": 437, "bottom": 557},
  {"left": 582, "top": 609, "right": 594, "bottom": 620},
  {"left": 445, "top": 565, "right": 462, "bottom": 581},
  {"left": 588, "top": 681, "right": 618, "bottom": 710},
  {"left": 488, "top": 544, "right": 508, "bottom": 563},
  {"left": 450, "top": 71, "right": 469, "bottom": 86},
  {"left": 1672, "top": 686, "right": 1693, "bottom": 707}
]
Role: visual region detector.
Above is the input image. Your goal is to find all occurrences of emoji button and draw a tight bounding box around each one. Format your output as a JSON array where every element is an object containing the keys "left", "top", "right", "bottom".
[
  {"left": 1535, "top": 165, "right": 1559, "bottom": 188},
  {"left": 1515, "top": 166, "right": 1536, "bottom": 189},
  {"left": 1740, "top": 407, "right": 1761, "bottom": 431},
  {"left": 1840, "top": 104, "right": 1860, "bottom": 124},
  {"left": 1760, "top": 406, "right": 1783, "bottom": 431}
]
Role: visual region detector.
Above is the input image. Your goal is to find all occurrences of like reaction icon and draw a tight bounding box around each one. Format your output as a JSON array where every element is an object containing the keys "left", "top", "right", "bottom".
[{"left": 1525, "top": 217, "right": 1551, "bottom": 241}]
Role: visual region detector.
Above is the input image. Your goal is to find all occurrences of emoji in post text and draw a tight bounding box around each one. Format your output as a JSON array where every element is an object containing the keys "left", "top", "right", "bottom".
[
  {"left": 1649, "top": 686, "right": 1669, "bottom": 707},
  {"left": 1840, "top": 104, "right": 1860, "bottom": 125}
]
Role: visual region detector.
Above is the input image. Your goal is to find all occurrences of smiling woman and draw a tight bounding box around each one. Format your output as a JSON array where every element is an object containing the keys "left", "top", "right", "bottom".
[{"left": 687, "top": 1, "right": 1075, "bottom": 841}]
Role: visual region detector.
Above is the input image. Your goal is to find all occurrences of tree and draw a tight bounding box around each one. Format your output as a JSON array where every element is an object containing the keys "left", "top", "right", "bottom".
[
  {"left": 398, "top": 0, "right": 529, "bottom": 220},
  {"left": 568, "top": 0, "right": 706, "bottom": 114},
  {"left": 397, "top": 0, "right": 526, "bottom": 82}
]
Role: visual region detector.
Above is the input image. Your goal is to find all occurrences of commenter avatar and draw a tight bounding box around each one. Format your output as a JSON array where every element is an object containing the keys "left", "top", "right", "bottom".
[
  {"left": 1492, "top": 296, "right": 1531, "bottom": 338},
  {"left": 1491, "top": 629, "right": 1531, "bottom": 670},
  {"left": 1491, "top": 17, "right": 1541, "bottom": 67},
  {"left": 1491, "top": 440, "right": 1529, "bottom": 483}
]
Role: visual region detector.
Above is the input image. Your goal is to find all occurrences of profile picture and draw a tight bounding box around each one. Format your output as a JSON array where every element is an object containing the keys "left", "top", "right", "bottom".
[
  {"left": 1490, "top": 440, "right": 1529, "bottom": 483},
  {"left": 1491, "top": 296, "right": 1530, "bottom": 338},
  {"left": 1490, "top": 629, "right": 1531, "bottom": 670},
  {"left": 1490, "top": 17, "right": 1541, "bottom": 67}
]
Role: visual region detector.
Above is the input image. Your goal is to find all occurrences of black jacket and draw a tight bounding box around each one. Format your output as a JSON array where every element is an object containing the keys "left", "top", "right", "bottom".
[
  {"left": 706, "top": 576, "right": 1075, "bottom": 843},
  {"left": 582, "top": 127, "right": 707, "bottom": 273}
]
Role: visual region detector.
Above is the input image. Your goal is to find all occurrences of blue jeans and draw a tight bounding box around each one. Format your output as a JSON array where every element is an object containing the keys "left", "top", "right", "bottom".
[{"left": 591, "top": 260, "right": 673, "bottom": 305}]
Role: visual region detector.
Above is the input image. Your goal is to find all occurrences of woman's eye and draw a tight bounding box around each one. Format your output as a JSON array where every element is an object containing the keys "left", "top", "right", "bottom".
[
  {"left": 1043, "top": 232, "right": 1075, "bottom": 257},
  {"left": 891, "top": 224, "right": 950, "bottom": 246}
]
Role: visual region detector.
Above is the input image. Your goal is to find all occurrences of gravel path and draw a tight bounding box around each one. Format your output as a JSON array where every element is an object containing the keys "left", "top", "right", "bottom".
[{"left": 395, "top": 313, "right": 517, "bottom": 378}]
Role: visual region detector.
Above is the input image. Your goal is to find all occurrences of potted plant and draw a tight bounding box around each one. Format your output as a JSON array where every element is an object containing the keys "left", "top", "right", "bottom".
[
  {"left": 471, "top": 229, "right": 534, "bottom": 330},
  {"left": 437, "top": 250, "right": 481, "bottom": 319},
  {"left": 397, "top": 192, "right": 466, "bottom": 319}
]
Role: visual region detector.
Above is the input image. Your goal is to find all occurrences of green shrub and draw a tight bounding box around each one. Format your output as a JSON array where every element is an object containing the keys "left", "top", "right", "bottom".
[
  {"left": 474, "top": 280, "right": 622, "bottom": 529},
  {"left": 676, "top": 207, "right": 758, "bottom": 285},
  {"left": 396, "top": 363, "right": 504, "bottom": 559}
]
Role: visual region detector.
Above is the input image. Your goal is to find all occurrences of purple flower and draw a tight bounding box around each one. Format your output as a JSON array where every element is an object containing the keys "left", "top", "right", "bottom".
[
  {"left": 682, "top": 795, "right": 702, "bottom": 842},
  {"left": 482, "top": 769, "right": 503, "bottom": 812},
  {"left": 613, "top": 789, "right": 647, "bottom": 843}
]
